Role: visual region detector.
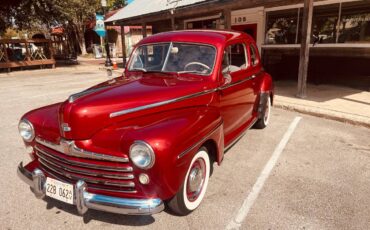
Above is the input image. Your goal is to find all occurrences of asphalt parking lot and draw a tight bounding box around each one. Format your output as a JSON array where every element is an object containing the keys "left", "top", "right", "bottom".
[{"left": 1, "top": 69, "right": 369, "bottom": 230}]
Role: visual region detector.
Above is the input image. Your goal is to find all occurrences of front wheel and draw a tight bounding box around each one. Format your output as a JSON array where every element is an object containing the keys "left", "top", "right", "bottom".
[
  {"left": 254, "top": 95, "right": 271, "bottom": 129},
  {"left": 168, "top": 147, "right": 210, "bottom": 216}
]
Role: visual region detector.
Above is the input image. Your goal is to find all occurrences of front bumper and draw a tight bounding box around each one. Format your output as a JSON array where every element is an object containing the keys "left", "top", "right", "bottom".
[{"left": 17, "top": 162, "right": 164, "bottom": 215}]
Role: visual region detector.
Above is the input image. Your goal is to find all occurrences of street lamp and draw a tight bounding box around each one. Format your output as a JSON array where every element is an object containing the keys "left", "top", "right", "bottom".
[{"left": 101, "top": 0, "right": 113, "bottom": 67}]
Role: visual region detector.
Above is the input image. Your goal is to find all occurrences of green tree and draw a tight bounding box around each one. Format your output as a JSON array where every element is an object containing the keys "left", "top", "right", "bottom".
[
  {"left": 108, "top": 0, "right": 127, "bottom": 10},
  {"left": 55, "top": 0, "right": 101, "bottom": 55},
  {"left": 2, "top": 0, "right": 127, "bottom": 54}
]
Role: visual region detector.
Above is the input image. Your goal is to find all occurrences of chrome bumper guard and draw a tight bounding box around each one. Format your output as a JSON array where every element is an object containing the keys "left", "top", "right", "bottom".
[{"left": 17, "top": 162, "right": 164, "bottom": 215}]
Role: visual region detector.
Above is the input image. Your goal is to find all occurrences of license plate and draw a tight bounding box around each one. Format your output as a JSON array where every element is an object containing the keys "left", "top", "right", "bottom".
[{"left": 45, "top": 177, "right": 74, "bottom": 204}]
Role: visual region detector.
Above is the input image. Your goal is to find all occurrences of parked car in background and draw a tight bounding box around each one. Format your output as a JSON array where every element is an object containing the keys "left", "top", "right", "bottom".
[
  {"left": 9, "top": 43, "right": 39, "bottom": 61},
  {"left": 17, "top": 30, "right": 273, "bottom": 216},
  {"left": 11, "top": 43, "right": 38, "bottom": 55}
]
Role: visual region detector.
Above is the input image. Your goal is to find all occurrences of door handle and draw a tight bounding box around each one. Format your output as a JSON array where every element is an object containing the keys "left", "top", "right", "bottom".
[{"left": 251, "top": 75, "right": 256, "bottom": 86}]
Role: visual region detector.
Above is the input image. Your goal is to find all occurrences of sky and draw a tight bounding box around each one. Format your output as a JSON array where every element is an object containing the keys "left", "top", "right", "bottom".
[{"left": 127, "top": 0, "right": 134, "bottom": 3}]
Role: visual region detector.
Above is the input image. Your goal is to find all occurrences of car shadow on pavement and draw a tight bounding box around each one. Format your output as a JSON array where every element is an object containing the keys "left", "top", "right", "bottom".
[{"left": 44, "top": 197, "right": 156, "bottom": 226}]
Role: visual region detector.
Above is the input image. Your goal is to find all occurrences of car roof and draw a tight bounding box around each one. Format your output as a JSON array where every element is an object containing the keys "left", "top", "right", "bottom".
[{"left": 137, "top": 30, "right": 252, "bottom": 47}]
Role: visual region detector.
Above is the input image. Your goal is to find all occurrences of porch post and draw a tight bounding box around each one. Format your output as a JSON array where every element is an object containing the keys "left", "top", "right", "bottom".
[
  {"left": 171, "top": 16, "right": 176, "bottom": 31},
  {"left": 297, "top": 0, "right": 314, "bottom": 98},
  {"left": 223, "top": 9, "right": 231, "bottom": 30},
  {"left": 120, "top": 25, "right": 127, "bottom": 68},
  {"left": 142, "top": 22, "right": 147, "bottom": 38}
]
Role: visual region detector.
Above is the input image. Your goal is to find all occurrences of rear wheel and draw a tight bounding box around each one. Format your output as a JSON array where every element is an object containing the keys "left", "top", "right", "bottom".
[
  {"left": 254, "top": 95, "right": 271, "bottom": 129},
  {"left": 168, "top": 147, "right": 210, "bottom": 216}
]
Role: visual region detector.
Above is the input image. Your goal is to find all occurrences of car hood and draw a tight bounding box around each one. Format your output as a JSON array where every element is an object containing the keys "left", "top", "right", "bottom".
[{"left": 60, "top": 73, "right": 216, "bottom": 140}]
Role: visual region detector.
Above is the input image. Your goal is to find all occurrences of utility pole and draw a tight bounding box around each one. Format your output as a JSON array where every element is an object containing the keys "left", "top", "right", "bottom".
[{"left": 297, "top": 0, "right": 313, "bottom": 98}]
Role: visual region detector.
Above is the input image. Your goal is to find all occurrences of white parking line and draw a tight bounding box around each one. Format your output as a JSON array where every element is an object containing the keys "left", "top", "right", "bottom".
[{"left": 226, "top": 116, "right": 302, "bottom": 230}]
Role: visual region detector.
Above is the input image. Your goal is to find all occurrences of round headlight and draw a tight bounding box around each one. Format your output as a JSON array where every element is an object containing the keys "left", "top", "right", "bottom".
[
  {"left": 129, "top": 141, "right": 155, "bottom": 169},
  {"left": 18, "top": 119, "right": 35, "bottom": 142}
]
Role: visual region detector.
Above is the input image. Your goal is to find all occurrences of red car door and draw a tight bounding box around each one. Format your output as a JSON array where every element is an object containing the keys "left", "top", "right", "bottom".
[{"left": 219, "top": 41, "right": 257, "bottom": 146}]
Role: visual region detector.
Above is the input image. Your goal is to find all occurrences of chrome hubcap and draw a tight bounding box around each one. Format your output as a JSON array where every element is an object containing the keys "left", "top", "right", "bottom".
[{"left": 187, "top": 158, "right": 206, "bottom": 202}]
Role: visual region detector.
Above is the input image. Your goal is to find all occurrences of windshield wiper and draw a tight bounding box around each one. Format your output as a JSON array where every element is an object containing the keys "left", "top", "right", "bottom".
[
  {"left": 178, "top": 70, "right": 202, "bottom": 74},
  {"left": 131, "top": 68, "right": 147, "bottom": 72},
  {"left": 145, "top": 70, "right": 178, "bottom": 77}
]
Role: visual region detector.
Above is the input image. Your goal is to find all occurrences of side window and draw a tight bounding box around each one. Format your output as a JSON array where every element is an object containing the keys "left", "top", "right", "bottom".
[
  {"left": 249, "top": 44, "right": 259, "bottom": 66},
  {"left": 222, "top": 43, "right": 248, "bottom": 74}
]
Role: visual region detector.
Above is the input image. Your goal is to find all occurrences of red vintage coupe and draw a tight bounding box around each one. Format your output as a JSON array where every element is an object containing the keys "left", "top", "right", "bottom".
[{"left": 17, "top": 30, "right": 273, "bottom": 216}]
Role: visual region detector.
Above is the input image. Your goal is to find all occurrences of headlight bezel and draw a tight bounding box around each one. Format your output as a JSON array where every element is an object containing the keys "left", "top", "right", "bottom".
[
  {"left": 18, "top": 119, "right": 35, "bottom": 142},
  {"left": 129, "top": 140, "right": 155, "bottom": 170}
]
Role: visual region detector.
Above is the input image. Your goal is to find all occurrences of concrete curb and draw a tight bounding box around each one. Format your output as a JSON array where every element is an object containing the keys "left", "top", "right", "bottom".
[{"left": 274, "top": 102, "right": 370, "bottom": 129}]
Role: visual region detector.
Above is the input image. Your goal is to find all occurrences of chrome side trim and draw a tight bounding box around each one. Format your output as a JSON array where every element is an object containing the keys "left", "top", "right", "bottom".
[
  {"left": 110, "top": 88, "right": 217, "bottom": 118},
  {"left": 17, "top": 163, "right": 163, "bottom": 215},
  {"left": 224, "top": 118, "right": 258, "bottom": 152},
  {"left": 110, "top": 71, "right": 261, "bottom": 118},
  {"left": 36, "top": 137, "right": 129, "bottom": 163},
  {"left": 35, "top": 146, "right": 133, "bottom": 172},
  {"left": 177, "top": 120, "right": 223, "bottom": 159},
  {"left": 218, "top": 72, "right": 260, "bottom": 91},
  {"left": 68, "top": 86, "right": 110, "bottom": 103}
]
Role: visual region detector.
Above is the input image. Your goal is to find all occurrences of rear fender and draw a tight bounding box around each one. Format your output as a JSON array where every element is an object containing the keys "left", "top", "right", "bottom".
[
  {"left": 260, "top": 72, "right": 274, "bottom": 104},
  {"left": 254, "top": 72, "right": 274, "bottom": 117}
]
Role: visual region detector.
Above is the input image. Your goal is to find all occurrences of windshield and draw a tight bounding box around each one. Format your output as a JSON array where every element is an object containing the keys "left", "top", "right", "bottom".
[{"left": 129, "top": 42, "right": 216, "bottom": 75}]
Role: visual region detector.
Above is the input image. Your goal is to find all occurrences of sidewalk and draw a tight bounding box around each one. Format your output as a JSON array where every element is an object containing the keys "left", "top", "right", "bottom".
[
  {"left": 274, "top": 81, "right": 370, "bottom": 128},
  {"left": 0, "top": 57, "right": 124, "bottom": 78}
]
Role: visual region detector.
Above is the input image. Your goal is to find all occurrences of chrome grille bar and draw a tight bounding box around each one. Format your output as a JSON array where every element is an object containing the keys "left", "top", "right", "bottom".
[
  {"left": 38, "top": 155, "right": 134, "bottom": 180},
  {"left": 36, "top": 137, "right": 129, "bottom": 163},
  {"left": 35, "top": 146, "right": 133, "bottom": 172},
  {"left": 39, "top": 159, "right": 135, "bottom": 188},
  {"left": 42, "top": 168, "right": 137, "bottom": 194}
]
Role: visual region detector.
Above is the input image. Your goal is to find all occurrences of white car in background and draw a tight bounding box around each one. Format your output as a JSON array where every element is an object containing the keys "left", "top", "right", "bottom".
[{"left": 12, "top": 43, "right": 39, "bottom": 55}]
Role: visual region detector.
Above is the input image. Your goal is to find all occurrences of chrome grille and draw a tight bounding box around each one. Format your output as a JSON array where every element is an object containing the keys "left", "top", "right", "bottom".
[{"left": 35, "top": 144, "right": 136, "bottom": 193}]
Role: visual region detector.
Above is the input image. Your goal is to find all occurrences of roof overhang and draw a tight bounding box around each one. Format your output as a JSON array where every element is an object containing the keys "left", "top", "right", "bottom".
[{"left": 105, "top": 0, "right": 208, "bottom": 23}]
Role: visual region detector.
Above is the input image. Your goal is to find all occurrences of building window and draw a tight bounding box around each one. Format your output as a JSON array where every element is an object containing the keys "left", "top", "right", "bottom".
[
  {"left": 339, "top": 1, "right": 370, "bottom": 43},
  {"left": 265, "top": 8, "right": 301, "bottom": 44},
  {"left": 312, "top": 4, "right": 340, "bottom": 44},
  {"left": 186, "top": 18, "right": 218, "bottom": 29},
  {"left": 265, "top": 1, "right": 370, "bottom": 45}
]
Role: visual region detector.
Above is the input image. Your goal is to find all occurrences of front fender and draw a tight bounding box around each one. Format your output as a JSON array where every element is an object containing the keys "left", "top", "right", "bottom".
[{"left": 91, "top": 106, "right": 223, "bottom": 200}]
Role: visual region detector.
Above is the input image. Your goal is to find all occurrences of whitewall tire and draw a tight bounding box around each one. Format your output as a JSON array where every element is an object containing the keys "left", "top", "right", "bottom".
[
  {"left": 168, "top": 147, "right": 210, "bottom": 215},
  {"left": 254, "top": 95, "right": 271, "bottom": 129}
]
